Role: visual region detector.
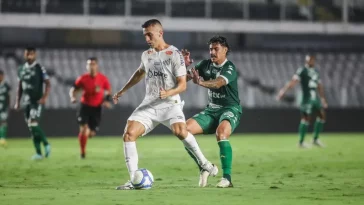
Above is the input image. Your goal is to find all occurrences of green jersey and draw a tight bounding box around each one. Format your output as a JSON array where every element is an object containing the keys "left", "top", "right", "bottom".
[
  {"left": 18, "top": 62, "right": 49, "bottom": 106},
  {"left": 0, "top": 81, "right": 11, "bottom": 111},
  {"left": 295, "top": 66, "right": 320, "bottom": 103},
  {"left": 195, "top": 59, "right": 241, "bottom": 109}
]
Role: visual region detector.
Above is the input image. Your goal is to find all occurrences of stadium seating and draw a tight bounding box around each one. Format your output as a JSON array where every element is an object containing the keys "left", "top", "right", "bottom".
[{"left": 1, "top": 48, "right": 363, "bottom": 108}]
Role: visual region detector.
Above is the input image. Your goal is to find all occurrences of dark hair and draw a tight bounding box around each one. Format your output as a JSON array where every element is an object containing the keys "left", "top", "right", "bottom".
[
  {"left": 142, "top": 19, "right": 162, "bottom": 28},
  {"left": 25, "top": 47, "right": 36, "bottom": 52},
  {"left": 88, "top": 57, "right": 98, "bottom": 62},
  {"left": 208, "top": 35, "right": 230, "bottom": 55},
  {"left": 0, "top": 70, "right": 3, "bottom": 75}
]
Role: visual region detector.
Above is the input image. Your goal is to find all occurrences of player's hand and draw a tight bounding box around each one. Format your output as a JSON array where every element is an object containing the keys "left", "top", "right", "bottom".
[
  {"left": 181, "top": 49, "right": 193, "bottom": 67},
  {"left": 112, "top": 92, "right": 121, "bottom": 104},
  {"left": 103, "top": 101, "right": 112, "bottom": 109},
  {"left": 321, "top": 98, "right": 328, "bottom": 109},
  {"left": 159, "top": 88, "right": 169, "bottom": 99},
  {"left": 70, "top": 97, "right": 77, "bottom": 104},
  {"left": 191, "top": 68, "right": 201, "bottom": 85},
  {"left": 38, "top": 96, "right": 47, "bottom": 104},
  {"left": 14, "top": 102, "right": 20, "bottom": 111},
  {"left": 276, "top": 90, "right": 285, "bottom": 101}
]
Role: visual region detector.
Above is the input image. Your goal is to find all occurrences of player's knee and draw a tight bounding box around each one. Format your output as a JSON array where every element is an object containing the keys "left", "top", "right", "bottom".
[
  {"left": 123, "top": 129, "right": 138, "bottom": 142},
  {"left": 79, "top": 125, "right": 89, "bottom": 135},
  {"left": 216, "top": 125, "right": 231, "bottom": 141},
  {"left": 172, "top": 126, "right": 187, "bottom": 140}
]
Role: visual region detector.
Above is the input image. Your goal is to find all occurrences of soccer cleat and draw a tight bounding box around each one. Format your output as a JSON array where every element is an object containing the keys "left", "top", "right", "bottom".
[
  {"left": 0, "top": 139, "right": 7, "bottom": 148},
  {"left": 313, "top": 139, "right": 325, "bottom": 148},
  {"left": 216, "top": 178, "right": 233, "bottom": 188},
  {"left": 80, "top": 153, "right": 86, "bottom": 159},
  {"left": 199, "top": 162, "right": 218, "bottom": 187},
  {"left": 31, "top": 154, "right": 43, "bottom": 160},
  {"left": 115, "top": 181, "right": 134, "bottom": 190},
  {"left": 45, "top": 144, "right": 51, "bottom": 158},
  {"left": 298, "top": 142, "right": 311, "bottom": 149}
]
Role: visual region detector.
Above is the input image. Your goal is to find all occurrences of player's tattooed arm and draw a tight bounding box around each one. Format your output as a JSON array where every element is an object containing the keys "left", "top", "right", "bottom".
[
  {"left": 318, "top": 82, "right": 328, "bottom": 108},
  {"left": 277, "top": 76, "right": 299, "bottom": 100},
  {"left": 113, "top": 68, "right": 146, "bottom": 104},
  {"left": 160, "top": 75, "right": 187, "bottom": 99},
  {"left": 14, "top": 80, "right": 22, "bottom": 110},
  {"left": 38, "top": 79, "right": 50, "bottom": 104},
  {"left": 190, "top": 68, "right": 226, "bottom": 89}
]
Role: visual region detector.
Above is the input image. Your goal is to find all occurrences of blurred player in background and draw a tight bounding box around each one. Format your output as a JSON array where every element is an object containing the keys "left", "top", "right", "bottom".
[
  {"left": 182, "top": 36, "right": 242, "bottom": 188},
  {"left": 0, "top": 70, "right": 11, "bottom": 147},
  {"left": 277, "top": 55, "right": 328, "bottom": 148},
  {"left": 14, "top": 47, "right": 51, "bottom": 160},
  {"left": 113, "top": 19, "right": 218, "bottom": 190},
  {"left": 69, "top": 57, "right": 112, "bottom": 159}
]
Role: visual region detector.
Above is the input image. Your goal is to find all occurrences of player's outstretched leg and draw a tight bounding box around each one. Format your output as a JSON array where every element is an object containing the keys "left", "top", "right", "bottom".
[
  {"left": 78, "top": 125, "right": 89, "bottom": 159},
  {"left": 172, "top": 122, "right": 218, "bottom": 187},
  {"left": 215, "top": 120, "right": 233, "bottom": 188},
  {"left": 298, "top": 117, "right": 310, "bottom": 148},
  {"left": 0, "top": 121, "right": 8, "bottom": 147},
  {"left": 116, "top": 120, "right": 145, "bottom": 190},
  {"left": 313, "top": 110, "right": 326, "bottom": 147}
]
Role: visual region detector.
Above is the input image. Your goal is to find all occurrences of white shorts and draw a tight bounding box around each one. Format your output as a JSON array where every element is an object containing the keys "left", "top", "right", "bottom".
[{"left": 128, "top": 104, "right": 186, "bottom": 136}]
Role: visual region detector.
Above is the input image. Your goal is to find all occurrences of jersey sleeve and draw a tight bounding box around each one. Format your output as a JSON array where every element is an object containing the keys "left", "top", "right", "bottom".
[
  {"left": 138, "top": 52, "right": 146, "bottom": 71},
  {"left": 103, "top": 76, "right": 111, "bottom": 90},
  {"left": 74, "top": 76, "right": 83, "bottom": 88},
  {"left": 293, "top": 67, "right": 304, "bottom": 80},
  {"left": 219, "top": 63, "right": 237, "bottom": 85},
  {"left": 38, "top": 66, "right": 49, "bottom": 82},
  {"left": 172, "top": 50, "right": 187, "bottom": 77},
  {"left": 194, "top": 60, "right": 206, "bottom": 72}
]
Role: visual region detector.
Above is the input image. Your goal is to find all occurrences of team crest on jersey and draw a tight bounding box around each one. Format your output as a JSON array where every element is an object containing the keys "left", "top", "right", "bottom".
[
  {"left": 95, "top": 85, "right": 101, "bottom": 92},
  {"left": 165, "top": 51, "right": 173, "bottom": 55}
]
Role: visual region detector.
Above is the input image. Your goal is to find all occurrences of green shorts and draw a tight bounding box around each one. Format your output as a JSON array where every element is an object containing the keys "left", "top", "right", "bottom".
[
  {"left": 300, "top": 100, "right": 322, "bottom": 116},
  {"left": 24, "top": 104, "right": 43, "bottom": 123},
  {"left": 0, "top": 111, "right": 8, "bottom": 122},
  {"left": 192, "top": 105, "right": 242, "bottom": 134}
]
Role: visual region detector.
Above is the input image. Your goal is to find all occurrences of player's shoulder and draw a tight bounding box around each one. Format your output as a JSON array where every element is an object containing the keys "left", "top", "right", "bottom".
[
  {"left": 225, "top": 60, "right": 237, "bottom": 70},
  {"left": 98, "top": 72, "right": 109, "bottom": 80},
  {"left": 196, "top": 59, "right": 211, "bottom": 68}
]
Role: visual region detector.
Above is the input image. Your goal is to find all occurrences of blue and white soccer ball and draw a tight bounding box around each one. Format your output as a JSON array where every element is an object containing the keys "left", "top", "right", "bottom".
[{"left": 131, "top": 168, "right": 154, "bottom": 190}]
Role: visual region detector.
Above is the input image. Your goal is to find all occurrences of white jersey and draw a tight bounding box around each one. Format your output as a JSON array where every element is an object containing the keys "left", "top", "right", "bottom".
[{"left": 138, "top": 45, "right": 187, "bottom": 109}]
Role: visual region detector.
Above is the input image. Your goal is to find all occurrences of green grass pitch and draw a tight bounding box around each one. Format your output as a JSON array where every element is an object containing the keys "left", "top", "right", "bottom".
[{"left": 1, "top": 133, "right": 364, "bottom": 205}]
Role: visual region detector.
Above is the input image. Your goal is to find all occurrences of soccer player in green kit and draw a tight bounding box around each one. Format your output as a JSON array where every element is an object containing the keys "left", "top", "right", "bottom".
[
  {"left": 14, "top": 47, "right": 51, "bottom": 160},
  {"left": 0, "top": 70, "right": 11, "bottom": 147},
  {"left": 277, "top": 55, "right": 328, "bottom": 148},
  {"left": 182, "top": 36, "right": 242, "bottom": 188}
]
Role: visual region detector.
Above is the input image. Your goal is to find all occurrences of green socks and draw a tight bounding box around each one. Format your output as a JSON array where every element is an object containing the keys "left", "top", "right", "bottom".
[
  {"left": 30, "top": 125, "right": 49, "bottom": 155},
  {"left": 313, "top": 118, "right": 325, "bottom": 140},
  {"left": 299, "top": 120, "right": 308, "bottom": 144},
  {"left": 185, "top": 140, "right": 233, "bottom": 182},
  {"left": 0, "top": 124, "right": 7, "bottom": 139},
  {"left": 218, "top": 140, "right": 232, "bottom": 182}
]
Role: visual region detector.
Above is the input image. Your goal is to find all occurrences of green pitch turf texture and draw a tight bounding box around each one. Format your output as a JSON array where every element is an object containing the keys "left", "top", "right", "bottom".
[{"left": 1, "top": 134, "right": 363, "bottom": 205}]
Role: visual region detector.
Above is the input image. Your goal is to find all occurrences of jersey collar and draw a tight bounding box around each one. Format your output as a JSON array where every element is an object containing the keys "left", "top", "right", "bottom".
[
  {"left": 25, "top": 61, "right": 37, "bottom": 68},
  {"left": 213, "top": 59, "right": 228, "bottom": 68}
]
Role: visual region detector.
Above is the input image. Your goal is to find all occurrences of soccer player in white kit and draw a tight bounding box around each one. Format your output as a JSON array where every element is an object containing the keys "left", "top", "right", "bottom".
[{"left": 113, "top": 19, "right": 218, "bottom": 190}]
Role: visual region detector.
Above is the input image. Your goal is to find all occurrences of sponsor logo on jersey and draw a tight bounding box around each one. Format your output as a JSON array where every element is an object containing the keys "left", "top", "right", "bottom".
[
  {"left": 148, "top": 70, "right": 167, "bottom": 79},
  {"left": 228, "top": 65, "right": 233, "bottom": 71},
  {"left": 208, "top": 90, "right": 226, "bottom": 99},
  {"left": 227, "top": 71, "right": 232, "bottom": 74},
  {"left": 165, "top": 51, "right": 173, "bottom": 55},
  {"left": 176, "top": 50, "right": 185, "bottom": 66},
  {"left": 224, "top": 111, "right": 234, "bottom": 118},
  {"left": 162, "top": 59, "right": 172, "bottom": 67}
]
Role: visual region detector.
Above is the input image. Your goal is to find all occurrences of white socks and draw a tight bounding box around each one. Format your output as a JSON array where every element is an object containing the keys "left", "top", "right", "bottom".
[
  {"left": 182, "top": 132, "right": 208, "bottom": 166},
  {"left": 124, "top": 141, "right": 138, "bottom": 180}
]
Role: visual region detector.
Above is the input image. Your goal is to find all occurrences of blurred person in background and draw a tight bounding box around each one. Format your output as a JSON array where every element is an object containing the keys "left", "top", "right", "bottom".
[
  {"left": 277, "top": 55, "right": 328, "bottom": 148},
  {"left": 0, "top": 70, "right": 11, "bottom": 147},
  {"left": 69, "top": 57, "right": 112, "bottom": 159},
  {"left": 14, "top": 47, "right": 51, "bottom": 160}
]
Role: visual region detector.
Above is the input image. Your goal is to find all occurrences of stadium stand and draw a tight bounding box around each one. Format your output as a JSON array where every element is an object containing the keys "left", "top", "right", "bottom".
[{"left": 1, "top": 48, "right": 363, "bottom": 108}]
